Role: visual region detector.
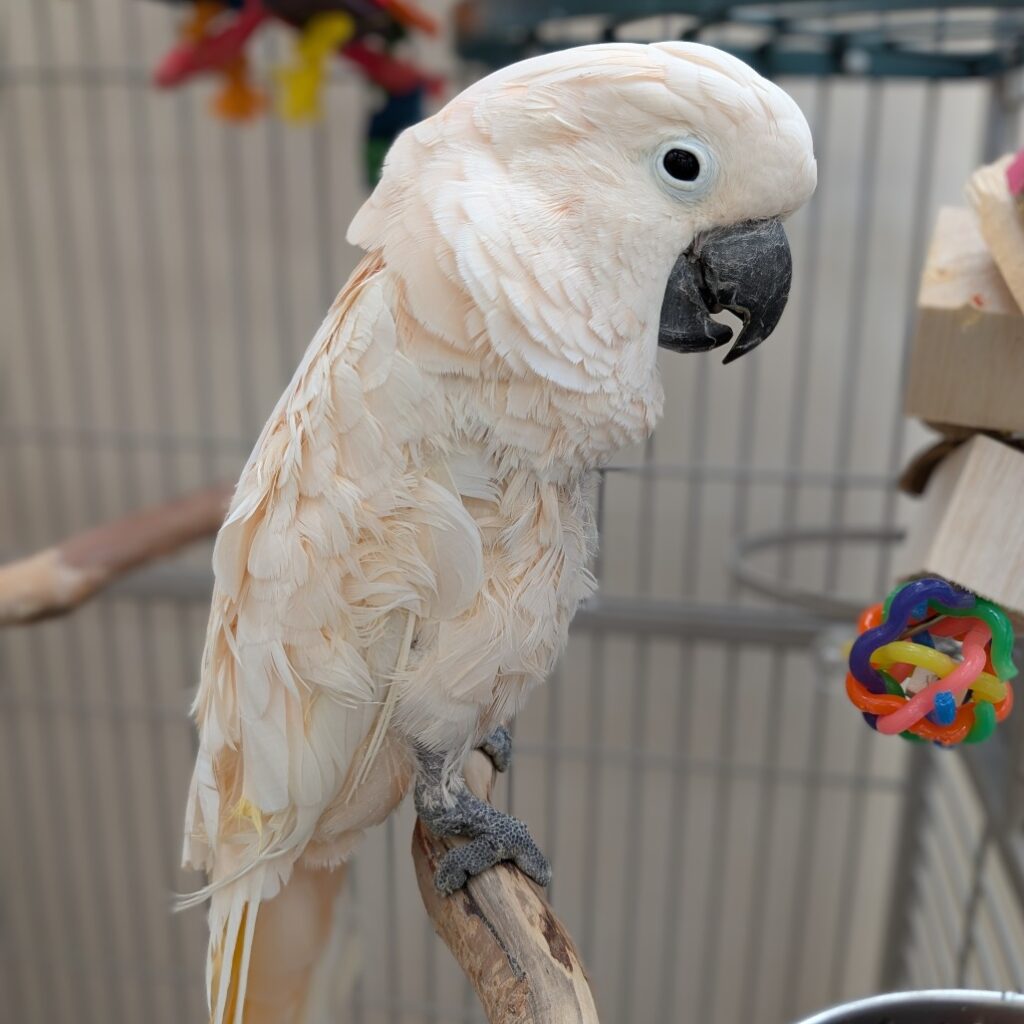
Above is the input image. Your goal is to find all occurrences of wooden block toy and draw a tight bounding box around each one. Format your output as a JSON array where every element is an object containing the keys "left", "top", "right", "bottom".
[
  {"left": 966, "top": 154, "right": 1024, "bottom": 312},
  {"left": 897, "top": 433, "right": 1024, "bottom": 620},
  {"left": 905, "top": 206, "right": 1024, "bottom": 433}
]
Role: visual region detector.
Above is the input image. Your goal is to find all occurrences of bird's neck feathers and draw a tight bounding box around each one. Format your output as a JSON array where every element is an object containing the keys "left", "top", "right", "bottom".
[
  {"left": 347, "top": 114, "right": 669, "bottom": 477},
  {"left": 390, "top": 266, "right": 665, "bottom": 479}
]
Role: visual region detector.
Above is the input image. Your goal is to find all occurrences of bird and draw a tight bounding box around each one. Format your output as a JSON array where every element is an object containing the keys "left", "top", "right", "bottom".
[{"left": 181, "top": 40, "right": 816, "bottom": 1023}]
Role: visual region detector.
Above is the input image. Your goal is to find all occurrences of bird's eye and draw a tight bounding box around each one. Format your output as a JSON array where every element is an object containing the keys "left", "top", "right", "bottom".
[
  {"left": 654, "top": 140, "right": 712, "bottom": 194},
  {"left": 663, "top": 148, "right": 701, "bottom": 182}
]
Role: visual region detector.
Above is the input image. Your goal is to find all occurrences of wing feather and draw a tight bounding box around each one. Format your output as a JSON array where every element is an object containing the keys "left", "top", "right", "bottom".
[{"left": 184, "top": 254, "right": 482, "bottom": 892}]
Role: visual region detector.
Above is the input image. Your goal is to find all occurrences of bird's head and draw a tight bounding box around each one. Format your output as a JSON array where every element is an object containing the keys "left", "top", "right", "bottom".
[{"left": 349, "top": 42, "right": 816, "bottom": 458}]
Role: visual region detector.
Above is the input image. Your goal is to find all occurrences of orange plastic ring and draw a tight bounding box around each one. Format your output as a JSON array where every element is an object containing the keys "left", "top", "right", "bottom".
[{"left": 845, "top": 673, "right": 973, "bottom": 744}]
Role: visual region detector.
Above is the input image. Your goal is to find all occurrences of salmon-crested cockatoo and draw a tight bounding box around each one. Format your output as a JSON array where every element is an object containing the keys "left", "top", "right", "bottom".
[{"left": 183, "top": 40, "right": 816, "bottom": 1023}]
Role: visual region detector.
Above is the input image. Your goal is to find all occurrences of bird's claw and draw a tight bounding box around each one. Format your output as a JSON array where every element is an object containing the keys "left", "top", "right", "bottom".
[
  {"left": 478, "top": 725, "right": 512, "bottom": 773},
  {"left": 435, "top": 828, "right": 552, "bottom": 895},
  {"left": 416, "top": 784, "right": 551, "bottom": 895}
]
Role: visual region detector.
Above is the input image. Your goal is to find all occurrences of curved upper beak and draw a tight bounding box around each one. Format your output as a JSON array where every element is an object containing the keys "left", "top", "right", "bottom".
[{"left": 658, "top": 218, "right": 793, "bottom": 364}]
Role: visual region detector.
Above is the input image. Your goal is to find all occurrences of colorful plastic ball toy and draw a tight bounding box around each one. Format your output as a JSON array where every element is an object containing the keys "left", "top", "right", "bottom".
[{"left": 846, "top": 577, "right": 1016, "bottom": 746}]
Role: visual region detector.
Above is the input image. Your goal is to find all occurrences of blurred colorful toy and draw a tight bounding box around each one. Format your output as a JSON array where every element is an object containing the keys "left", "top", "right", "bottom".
[
  {"left": 275, "top": 12, "right": 356, "bottom": 120},
  {"left": 148, "top": 0, "right": 443, "bottom": 123},
  {"left": 153, "top": 0, "right": 270, "bottom": 119},
  {"left": 846, "top": 577, "right": 1016, "bottom": 746}
]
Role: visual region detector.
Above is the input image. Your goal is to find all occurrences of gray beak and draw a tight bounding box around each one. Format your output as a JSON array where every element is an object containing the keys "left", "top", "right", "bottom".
[{"left": 658, "top": 218, "right": 793, "bottom": 364}]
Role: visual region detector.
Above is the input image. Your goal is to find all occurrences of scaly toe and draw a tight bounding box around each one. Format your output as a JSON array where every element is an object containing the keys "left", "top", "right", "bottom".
[
  {"left": 430, "top": 805, "right": 551, "bottom": 893},
  {"left": 415, "top": 755, "right": 550, "bottom": 894},
  {"left": 513, "top": 842, "right": 553, "bottom": 887}
]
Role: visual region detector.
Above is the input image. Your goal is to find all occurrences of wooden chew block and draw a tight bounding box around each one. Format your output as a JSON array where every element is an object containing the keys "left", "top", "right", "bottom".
[
  {"left": 966, "top": 154, "right": 1024, "bottom": 312},
  {"left": 905, "top": 206, "right": 1024, "bottom": 433},
  {"left": 897, "top": 434, "right": 1024, "bottom": 619}
]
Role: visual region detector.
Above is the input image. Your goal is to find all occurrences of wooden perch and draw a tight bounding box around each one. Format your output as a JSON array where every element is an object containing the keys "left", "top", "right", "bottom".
[
  {"left": 412, "top": 750, "right": 600, "bottom": 1024},
  {"left": 0, "top": 484, "right": 231, "bottom": 626}
]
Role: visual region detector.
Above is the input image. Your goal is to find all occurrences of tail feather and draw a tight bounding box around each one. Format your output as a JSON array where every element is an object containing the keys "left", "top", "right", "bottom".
[
  {"left": 206, "top": 862, "right": 347, "bottom": 1024},
  {"left": 235, "top": 902, "right": 259, "bottom": 1023},
  {"left": 211, "top": 896, "right": 260, "bottom": 1024}
]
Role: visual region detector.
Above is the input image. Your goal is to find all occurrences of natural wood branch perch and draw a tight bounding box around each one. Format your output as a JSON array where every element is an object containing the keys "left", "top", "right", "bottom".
[
  {"left": 0, "top": 484, "right": 232, "bottom": 625},
  {"left": 412, "top": 750, "right": 600, "bottom": 1024}
]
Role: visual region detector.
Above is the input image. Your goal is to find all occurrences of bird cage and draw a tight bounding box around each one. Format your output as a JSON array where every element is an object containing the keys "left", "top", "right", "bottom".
[{"left": 2, "top": 2, "right": 1024, "bottom": 1023}]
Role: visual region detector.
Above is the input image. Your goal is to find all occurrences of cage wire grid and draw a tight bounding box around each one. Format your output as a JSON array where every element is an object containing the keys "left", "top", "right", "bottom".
[{"left": 2, "top": 2, "right": 1024, "bottom": 1023}]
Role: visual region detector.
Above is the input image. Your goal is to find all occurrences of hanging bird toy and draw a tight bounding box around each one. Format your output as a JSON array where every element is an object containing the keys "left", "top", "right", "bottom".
[
  {"left": 149, "top": 0, "right": 443, "bottom": 125},
  {"left": 846, "top": 577, "right": 1016, "bottom": 746}
]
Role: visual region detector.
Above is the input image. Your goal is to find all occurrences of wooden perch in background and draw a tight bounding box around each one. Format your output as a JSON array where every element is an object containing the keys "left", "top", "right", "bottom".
[
  {"left": 0, "top": 484, "right": 232, "bottom": 626},
  {"left": 413, "top": 750, "right": 600, "bottom": 1024}
]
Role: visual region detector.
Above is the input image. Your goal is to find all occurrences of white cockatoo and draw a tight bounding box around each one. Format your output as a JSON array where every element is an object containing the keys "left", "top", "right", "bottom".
[{"left": 183, "top": 40, "right": 816, "bottom": 1023}]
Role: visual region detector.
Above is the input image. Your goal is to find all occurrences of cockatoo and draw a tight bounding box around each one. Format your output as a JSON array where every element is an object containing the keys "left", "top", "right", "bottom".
[{"left": 182, "top": 40, "right": 816, "bottom": 1023}]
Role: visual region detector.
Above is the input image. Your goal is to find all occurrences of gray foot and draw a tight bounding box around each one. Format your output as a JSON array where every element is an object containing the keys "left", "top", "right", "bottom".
[
  {"left": 414, "top": 766, "right": 551, "bottom": 895},
  {"left": 479, "top": 725, "right": 512, "bottom": 773}
]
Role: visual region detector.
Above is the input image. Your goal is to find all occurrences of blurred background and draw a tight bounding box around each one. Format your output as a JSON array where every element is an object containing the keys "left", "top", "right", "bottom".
[{"left": 3, "top": 2, "right": 1024, "bottom": 1022}]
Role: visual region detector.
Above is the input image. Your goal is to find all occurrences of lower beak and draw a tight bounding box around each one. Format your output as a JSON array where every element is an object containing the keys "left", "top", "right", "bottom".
[{"left": 658, "top": 218, "right": 793, "bottom": 364}]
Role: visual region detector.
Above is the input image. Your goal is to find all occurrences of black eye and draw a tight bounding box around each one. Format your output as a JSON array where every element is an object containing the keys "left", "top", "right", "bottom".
[{"left": 662, "top": 148, "right": 701, "bottom": 182}]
